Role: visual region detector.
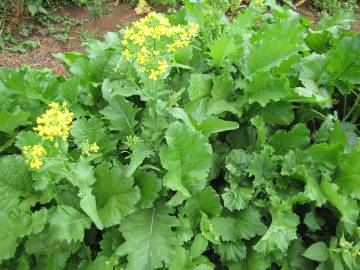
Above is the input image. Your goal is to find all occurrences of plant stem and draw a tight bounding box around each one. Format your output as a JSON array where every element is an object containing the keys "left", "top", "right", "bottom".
[{"left": 343, "top": 91, "right": 360, "bottom": 123}]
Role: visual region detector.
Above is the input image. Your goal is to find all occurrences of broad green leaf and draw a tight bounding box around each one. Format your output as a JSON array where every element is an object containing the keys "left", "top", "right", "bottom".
[
  {"left": 212, "top": 207, "right": 266, "bottom": 241},
  {"left": 212, "top": 71, "right": 235, "bottom": 101},
  {"left": 321, "top": 178, "right": 359, "bottom": 232},
  {"left": 244, "top": 18, "right": 305, "bottom": 77},
  {"left": 0, "top": 155, "right": 34, "bottom": 210},
  {"left": 134, "top": 170, "right": 162, "bottom": 209},
  {"left": 268, "top": 124, "right": 310, "bottom": 154},
  {"left": 0, "top": 108, "right": 29, "bottom": 134},
  {"left": 0, "top": 210, "right": 31, "bottom": 262},
  {"left": 246, "top": 146, "right": 278, "bottom": 186},
  {"left": 335, "top": 150, "right": 360, "bottom": 199},
  {"left": 214, "top": 241, "right": 246, "bottom": 262},
  {"left": 15, "top": 131, "right": 41, "bottom": 150},
  {"left": 94, "top": 162, "right": 140, "bottom": 227},
  {"left": 185, "top": 187, "right": 222, "bottom": 223},
  {"left": 254, "top": 203, "right": 299, "bottom": 255},
  {"left": 80, "top": 191, "right": 104, "bottom": 229},
  {"left": 190, "top": 234, "right": 208, "bottom": 259},
  {"left": 227, "top": 3, "right": 260, "bottom": 35},
  {"left": 187, "top": 74, "right": 212, "bottom": 101},
  {"left": 290, "top": 54, "right": 332, "bottom": 106},
  {"left": 303, "top": 242, "right": 329, "bottom": 262},
  {"left": 86, "top": 255, "right": 113, "bottom": 270},
  {"left": 71, "top": 117, "right": 118, "bottom": 155},
  {"left": 304, "top": 210, "right": 324, "bottom": 232},
  {"left": 100, "top": 95, "right": 139, "bottom": 133},
  {"left": 200, "top": 213, "right": 220, "bottom": 244},
  {"left": 281, "top": 152, "right": 327, "bottom": 206},
  {"left": 118, "top": 208, "right": 179, "bottom": 270},
  {"left": 48, "top": 205, "right": 90, "bottom": 244},
  {"left": 196, "top": 117, "right": 239, "bottom": 137},
  {"left": 236, "top": 250, "right": 270, "bottom": 270},
  {"left": 209, "top": 37, "right": 236, "bottom": 67},
  {"left": 316, "top": 10, "right": 355, "bottom": 34},
  {"left": 68, "top": 160, "right": 97, "bottom": 191},
  {"left": 102, "top": 78, "right": 138, "bottom": 98},
  {"left": 160, "top": 122, "right": 212, "bottom": 197},
  {"left": 327, "top": 35, "right": 360, "bottom": 89},
  {"left": 250, "top": 116, "right": 267, "bottom": 149},
  {"left": 222, "top": 186, "right": 254, "bottom": 211},
  {"left": 253, "top": 102, "right": 295, "bottom": 125},
  {"left": 125, "top": 142, "right": 153, "bottom": 177},
  {"left": 282, "top": 240, "right": 313, "bottom": 270},
  {"left": 245, "top": 72, "right": 291, "bottom": 106}
]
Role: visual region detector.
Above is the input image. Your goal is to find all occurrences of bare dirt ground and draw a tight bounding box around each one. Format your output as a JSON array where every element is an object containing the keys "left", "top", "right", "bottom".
[
  {"left": 0, "top": 2, "right": 359, "bottom": 76},
  {"left": 0, "top": 3, "right": 142, "bottom": 75}
]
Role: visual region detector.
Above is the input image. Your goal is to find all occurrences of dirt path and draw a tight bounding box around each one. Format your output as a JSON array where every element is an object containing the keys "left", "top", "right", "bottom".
[{"left": 0, "top": 3, "right": 142, "bottom": 76}]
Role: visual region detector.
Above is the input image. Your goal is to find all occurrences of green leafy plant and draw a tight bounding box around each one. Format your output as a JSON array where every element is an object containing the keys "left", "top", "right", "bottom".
[
  {"left": 0, "top": 1, "right": 360, "bottom": 269},
  {"left": 313, "top": 0, "right": 357, "bottom": 14}
]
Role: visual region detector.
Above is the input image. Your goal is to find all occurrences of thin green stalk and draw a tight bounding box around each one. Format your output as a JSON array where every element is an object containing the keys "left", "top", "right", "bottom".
[{"left": 343, "top": 91, "right": 360, "bottom": 123}]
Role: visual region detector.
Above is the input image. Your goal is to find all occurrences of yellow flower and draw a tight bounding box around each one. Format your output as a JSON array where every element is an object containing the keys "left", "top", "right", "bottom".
[
  {"left": 121, "top": 12, "right": 199, "bottom": 81},
  {"left": 122, "top": 49, "right": 131, "bottom": 60},
  {"left": 34, "top": 102, "right": 73, "bottom": 141},
  {"left": 149, "top": 69, "right": 160, "bottom": 80},
  {"left": 90, "top": 143, "right": 100, "bottom": 153},
  {"left": 23, "top": 144, "right": 47, "bottom": 170},
  {"left": 253, "top": 0, "right": 265, "bottom": 7},
  {"left": 158, "top": 59, "right": 168, "bottom": 74}
]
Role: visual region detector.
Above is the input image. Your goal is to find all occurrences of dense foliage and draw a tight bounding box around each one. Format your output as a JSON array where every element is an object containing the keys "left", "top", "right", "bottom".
[{"left": 1, "top": 0, "right": 360, "bottom": 269}]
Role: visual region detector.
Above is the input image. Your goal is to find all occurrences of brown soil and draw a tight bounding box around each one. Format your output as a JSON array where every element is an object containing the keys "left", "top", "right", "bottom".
[{"left": 0, "top": 3, "right": 143, "bottom": 76}]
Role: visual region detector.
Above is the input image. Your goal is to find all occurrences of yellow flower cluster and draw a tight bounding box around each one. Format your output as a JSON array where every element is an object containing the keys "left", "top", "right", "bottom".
[
  {"left": 90, "top": 143, "right": 100, "bottom": 153},
  {"left": 80, "top": 140, "right": 100, "bottom": 155},
  {"left": 121, "top": 12, "right": 199, "bottom": 80},
  {"left": 352, "top": 251, "right": 360, "bottom": 257},
  {"left": 34, "top": 102, "right": 74, "bottom": 141},
  {"left": 23, "top": 144, "right": 47, "bottom": 170},
  {"left": 253, "top": 0, "right": 265, "bottom": 7}
]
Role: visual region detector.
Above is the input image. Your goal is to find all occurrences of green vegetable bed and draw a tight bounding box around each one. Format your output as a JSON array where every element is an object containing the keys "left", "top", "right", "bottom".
[{"left": 0, "top": 0, "right": 360, "bottom": 269}]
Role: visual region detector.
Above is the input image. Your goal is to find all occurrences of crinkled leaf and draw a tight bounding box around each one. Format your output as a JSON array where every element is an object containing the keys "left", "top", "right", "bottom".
[
  {"left": 118, "top": 208, "right": 179, "bottom": 270},
  {"left": 246, "top": 146, "right": 278, "bottom": 186},
  {"left": 222, "top": 186, "right": 253, "bottom": 212},
  {"left": 100, "top": 95, "right": 139, "bottom": 133},
  {"left": 71, "top": 117, "right": 118, "bottom": 155},
  {"left": 0, "top": 155, "right": 34, "bottom": 210},
  {"left": 125, "top": 142, "right": 153, "bottom": 177},
  {"left": 0, "top": 108, "right": 30, "bottom": 134},
  {"left": 335, "top": 150, "right": 360, "bottom": 199},
  {"left": 94, "top": 162, "right": 140, "bottom": 227},
  {"left": 214, "top": 241, "right": 246, "bottom": 262},
  {"left": 160, "top": 122, "right": 212, "bottom": 197},
  {"left": 134, "top": 170, "right": 162, "bottom": 209},
  {"left": 48, "top": 205, "right": 90, "bottom": 244},
  {"left": 243, "top": 18, "right": 305, "bottom": 77},
  {"left": 68, "top": 160, "right": 97, "bottom": 191},
  {"left": 209, "top": 37, "right": 236, "bottom": 67},
  {"left": 245, "top": 72, "right": 291, "bottom": 106},
  {"left": 268, "top": 124, "right": 310, "bottom": 154},
  {"left": 185, "top": 187, "right": 222, "bottom": 223},
  {"left": 321, "top": 178, "right": 359, "bottom": 232},
  {"left": 254, "top": 203, "right": 299, "bottom": 255},
  {"left": 187, "top": 74, "right": 212, "bottom": 101}
]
